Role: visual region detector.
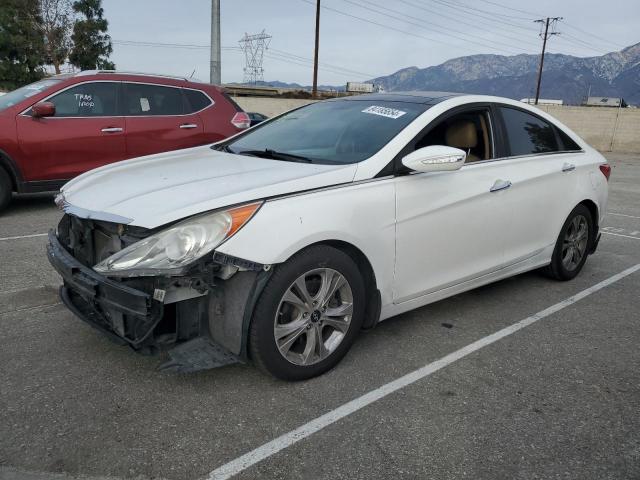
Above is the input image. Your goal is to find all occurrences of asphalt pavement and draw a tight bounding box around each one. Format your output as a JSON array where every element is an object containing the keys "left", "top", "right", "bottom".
[{"left": 0, "top": 153, "right": 638, "bottom": 480}]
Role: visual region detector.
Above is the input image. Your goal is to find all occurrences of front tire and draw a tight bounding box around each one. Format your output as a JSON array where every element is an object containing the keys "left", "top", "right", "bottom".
[
  {"left": 0, "top": 168, "right": 12, "bottom": 212},
  {"left": 545, "top": 204, "right": 593, "bottom": 281},
  {"left": 249, "top": 245, "right": 365, "bottom": 381}
]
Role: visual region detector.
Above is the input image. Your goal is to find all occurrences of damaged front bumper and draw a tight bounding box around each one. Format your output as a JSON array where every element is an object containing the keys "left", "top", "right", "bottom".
[{"left": 46, "top": 230, "right": 264, "bottom": 372}]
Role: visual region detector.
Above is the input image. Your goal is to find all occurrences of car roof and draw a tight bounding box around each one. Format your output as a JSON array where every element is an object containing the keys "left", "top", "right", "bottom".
[{"left": 339, "top": 91, "right": 464, "bottom": 105}]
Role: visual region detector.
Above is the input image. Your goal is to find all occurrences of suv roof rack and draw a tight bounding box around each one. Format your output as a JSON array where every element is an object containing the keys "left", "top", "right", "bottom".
[{"left": 75, "top": 70, "right": 192, "bottom": 81}]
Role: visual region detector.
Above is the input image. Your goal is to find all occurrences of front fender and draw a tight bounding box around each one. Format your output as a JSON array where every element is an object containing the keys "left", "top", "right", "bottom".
[{"left": 216, "top": 179, "right": 397, "bottom": 306}]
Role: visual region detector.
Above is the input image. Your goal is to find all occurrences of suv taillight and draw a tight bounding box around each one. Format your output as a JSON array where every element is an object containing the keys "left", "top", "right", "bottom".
[
  {"left": 231, "top": 112, "right": 251, "bottom": 129},
  {"left": 599, "top": 163, "right": 611, "bottom": 181}
]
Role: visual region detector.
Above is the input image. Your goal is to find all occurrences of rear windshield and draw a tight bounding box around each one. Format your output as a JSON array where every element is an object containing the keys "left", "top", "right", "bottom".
[
  {"left": 225, "top": 100, "right": 427, "bottom": 164},
  {"left": 0, "top": 79, "right": 62, "bottom": 112}
]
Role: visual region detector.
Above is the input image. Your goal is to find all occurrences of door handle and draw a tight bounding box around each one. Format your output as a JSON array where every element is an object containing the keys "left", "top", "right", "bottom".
[
  {"left": 101, "top": 127, "right": 123, "bottom": 133},
  {"left": 562, "top": 162, "right": 576, "bottom": 172},
  {"left": 179, "top": 124, "right": 198, "bottom": 129},
  {"left": 490, "top": 179, "right": 512, "bottom": 192}
]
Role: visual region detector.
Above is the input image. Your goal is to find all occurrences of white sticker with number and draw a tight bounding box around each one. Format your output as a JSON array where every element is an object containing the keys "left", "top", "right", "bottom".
[{"left": 362, "top": 105, "right": 407, "bottom": 119}]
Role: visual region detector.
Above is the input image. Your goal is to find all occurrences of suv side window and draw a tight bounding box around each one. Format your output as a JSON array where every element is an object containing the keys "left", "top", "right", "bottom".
[
  {"left": 499, "top": 107, "right": 559, "bottom": 156},
  {"left": 48, "top": 82, "right": 119, "bottom": 117},
  {"left": 123, "top": 83, "right": 184, "bottom": 116},
  {"left": 183, "top": 89, "right": 212, "bottom": 113}
]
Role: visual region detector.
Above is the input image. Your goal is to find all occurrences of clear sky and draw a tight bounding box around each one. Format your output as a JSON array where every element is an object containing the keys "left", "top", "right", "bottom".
[{"left": 103, "top": 0, "right": 639, "bottom": 85}]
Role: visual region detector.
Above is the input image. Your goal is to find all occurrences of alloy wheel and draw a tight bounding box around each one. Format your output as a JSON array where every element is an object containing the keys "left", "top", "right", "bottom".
[
  {"left": 274, "top": 268, "right": 353, "bottom": 366},
  {"left": 561, "top": 214, "right": 589, "bottom": 271}
]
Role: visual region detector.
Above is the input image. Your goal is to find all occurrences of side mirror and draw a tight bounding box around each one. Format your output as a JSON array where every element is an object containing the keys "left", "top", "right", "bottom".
[
  {"left": 401, "top": 145, "right": 466, "bottom": 173},
  {"left": 32, "top": 102, "right": 56, "bottom": 118}
]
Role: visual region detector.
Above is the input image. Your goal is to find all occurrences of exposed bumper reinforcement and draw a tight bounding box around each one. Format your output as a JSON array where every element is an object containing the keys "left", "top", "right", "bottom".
[{"left": 47, "top": 230, "right": 162, "bottom": 346}]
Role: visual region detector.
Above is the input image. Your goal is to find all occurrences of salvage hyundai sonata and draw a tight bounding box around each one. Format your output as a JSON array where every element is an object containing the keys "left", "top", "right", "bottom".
[{"left": 47, "top": 92, "right": 610, "bottom": 380}]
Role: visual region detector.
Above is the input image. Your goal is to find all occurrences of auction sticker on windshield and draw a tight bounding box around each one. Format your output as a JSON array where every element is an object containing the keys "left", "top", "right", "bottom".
[{"left": 362, "top": 105, "right": 407, "bottom": 119}]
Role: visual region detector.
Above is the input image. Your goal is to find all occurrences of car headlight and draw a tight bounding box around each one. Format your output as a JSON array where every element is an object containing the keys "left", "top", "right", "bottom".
[{"left": 93, "top": 202, "right": 262, "bottom": 276}]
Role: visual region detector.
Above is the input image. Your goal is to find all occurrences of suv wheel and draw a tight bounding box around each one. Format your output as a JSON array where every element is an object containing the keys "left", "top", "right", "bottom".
[
  {"left": 249, "top": 245, "right": 365, "bottom": 380},
  {"left": 0, "top": 168, "right": 12, "bottom": 212}
]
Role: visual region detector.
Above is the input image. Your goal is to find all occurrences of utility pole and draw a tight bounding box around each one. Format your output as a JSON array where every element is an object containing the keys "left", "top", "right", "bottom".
[
  {"left": 210, "top": 0, "right": 221, "bottom": 85},
  {"left": 312, "top": 0, "right": 321, "bottom": 98},
  {"left": 533, "top": 16, "right": 561, "bottom": 105}
]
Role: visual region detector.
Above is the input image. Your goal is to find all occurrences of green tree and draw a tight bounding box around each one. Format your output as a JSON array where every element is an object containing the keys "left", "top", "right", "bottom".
[
  {"left": 40, "top": 0, "right": 74, "bottom": 74},
  {"left": 69, "top": 0, "right": 114, "bottom": 71},
  {"left": 0, "top": 0, "right": 46, "bottom": 90}
]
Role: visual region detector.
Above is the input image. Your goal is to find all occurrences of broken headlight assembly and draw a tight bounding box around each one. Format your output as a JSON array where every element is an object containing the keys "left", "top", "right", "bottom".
[{"left": 93, "top": 202, "right": 262, "bottom": 276}]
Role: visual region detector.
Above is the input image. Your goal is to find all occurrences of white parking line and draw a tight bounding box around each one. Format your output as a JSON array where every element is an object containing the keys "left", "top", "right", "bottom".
[
  {"left": 602, "top": 231, "right": 640, "bottom": 241},
  {"left": 206, "top": 263, "right": 640, "bottom": 480},
  {"left": 0, "top": 233, "right": 47, "bottom": 242},
  {"left": 608, "top": 212, "right": 640, "bottom": 219}
]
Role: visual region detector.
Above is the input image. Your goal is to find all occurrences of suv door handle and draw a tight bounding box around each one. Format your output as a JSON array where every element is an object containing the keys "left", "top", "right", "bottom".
[
  {"left": 101, "top": 127, "right": 123, "bottom": 133},
  {"left": 562, "top": 162, "right": 576, "bottom": 172},
  {"left": 179, "top": 124, "right": 198, "bottom": 129},
  {"left": 490, "top": 179, "right": 512, "bottom": 192}
]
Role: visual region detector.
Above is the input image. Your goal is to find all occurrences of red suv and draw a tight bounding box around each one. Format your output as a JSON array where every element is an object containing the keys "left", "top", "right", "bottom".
[{"left": 0, "top": 71, "right": 250, "bottom": 210}]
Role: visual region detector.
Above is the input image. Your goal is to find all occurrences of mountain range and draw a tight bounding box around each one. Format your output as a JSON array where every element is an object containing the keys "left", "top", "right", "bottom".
[{"left": 259, "top": 42, "right": 640, "bottom": 105}]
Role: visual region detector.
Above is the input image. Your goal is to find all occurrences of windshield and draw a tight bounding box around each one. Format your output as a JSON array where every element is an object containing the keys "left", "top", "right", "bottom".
[
  {"left": 0, "top": 79, "right": 62, "bottom": 112},
  {"left": 225, "top": 100, "right": 427, "bottom": 164}
]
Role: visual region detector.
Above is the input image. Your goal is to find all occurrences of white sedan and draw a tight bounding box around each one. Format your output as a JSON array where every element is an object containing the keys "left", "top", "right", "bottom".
[{"left": 47, "top": 92, "right": 610, "bottom": 380}]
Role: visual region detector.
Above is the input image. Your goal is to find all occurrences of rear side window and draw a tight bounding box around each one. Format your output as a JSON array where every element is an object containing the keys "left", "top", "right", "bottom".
[
  {"left": 49, "top": 82, "right": 118, "bottom": 117},
  {"left": 557, "top": 128, "right": 581, "bottom": 151},
  {"left": 184, "top": 89, "right": 212, "bottom": 113},
  {"left": 123, "top": 83, "right": 184, "bottom": 116},
  {"left": 500, "top": 107, "right": 559, "bottom": 156}
]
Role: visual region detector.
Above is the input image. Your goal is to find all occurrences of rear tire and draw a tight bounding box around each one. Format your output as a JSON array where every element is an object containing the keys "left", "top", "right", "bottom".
[
  {"left": 545, "top": 204, "right": 593, "bottom": 281},
  {"left": 249, "top": 245, "right": 365, "bottom": 381},
  {"left": 0, "top": 168, "right": 12, "bottom": 212}
]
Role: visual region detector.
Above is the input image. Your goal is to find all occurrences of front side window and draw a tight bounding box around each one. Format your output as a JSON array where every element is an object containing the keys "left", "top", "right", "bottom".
[
  {"left": 225, "top": 100, "right": 427, "bottom": 165},
  {"left": 48, "top": 82, "right": 119, "bottom": 117},
  {"left": 124, "top": 83, "right": 184, "bottom": 116},
  {"left": 500, "top": 107, "right": 559, "bottom": 156},
  {"left": 414, "top": 109, "right": 494, "bottom": 162}
]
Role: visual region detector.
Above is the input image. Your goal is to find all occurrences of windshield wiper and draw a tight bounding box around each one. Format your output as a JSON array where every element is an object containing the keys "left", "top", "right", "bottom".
[
  {"left": 212, "top": 144, "right": 233, "bottom": 153},
  {"left": 236, "top": 149, "right": 312, "bottom": 163}
]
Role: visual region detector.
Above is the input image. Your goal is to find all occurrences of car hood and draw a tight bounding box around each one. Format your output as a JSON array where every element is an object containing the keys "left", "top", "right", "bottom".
[{"left": 61, "top": 146, "right": 358, "bottom": 229}]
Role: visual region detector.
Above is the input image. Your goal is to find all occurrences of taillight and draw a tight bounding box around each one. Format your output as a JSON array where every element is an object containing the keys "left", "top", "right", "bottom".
[
  {"left": 231, "top": 112, "right": 250, "bottom": 129},
  {"left": 599, "top": 163, "right": 611, "bottom": 181}
]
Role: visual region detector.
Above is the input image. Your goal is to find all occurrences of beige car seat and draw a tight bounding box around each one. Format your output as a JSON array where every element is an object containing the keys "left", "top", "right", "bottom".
[{"left": 445, "top": 120, "right": 480, "bottom": 162}]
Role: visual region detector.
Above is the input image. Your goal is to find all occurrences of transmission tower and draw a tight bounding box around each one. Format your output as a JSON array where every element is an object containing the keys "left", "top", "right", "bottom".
[{"left": 239, "top": 30, "right": 272, "bottom": 84}]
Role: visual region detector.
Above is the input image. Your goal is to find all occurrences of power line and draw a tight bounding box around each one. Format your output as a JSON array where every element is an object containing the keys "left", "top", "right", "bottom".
[
  {"left": 444, "top": 0, "right": 538, "bottom": 20},
  {"left": 424, "top": 0, "right": 539, "bottom": 33},
  {"left": 269, "top": 48, "right": 376, "bottom": 78},
  {"left": 463, "top": 0, "right": 543, "bottom": 18},
  {"left": 395, "top": 0, "right": 541, "bottom": 50},
  {"left": 262, "top": 52, "right": 372, "bottom": 80},
  {"left": 112, "top": 38, "right": 377, "bottom": 81},
  {"left": 297, "top": 0, "right": 532, "bottom": 56},
  {"left": 557, "top": 33, "right": 614, "bottom": 56},
  {"left": 341, "top": 0, "right": 533, "bottom": 55},
  {"left": 560, "top": 20, "right": 628, "bottom": 51}
]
